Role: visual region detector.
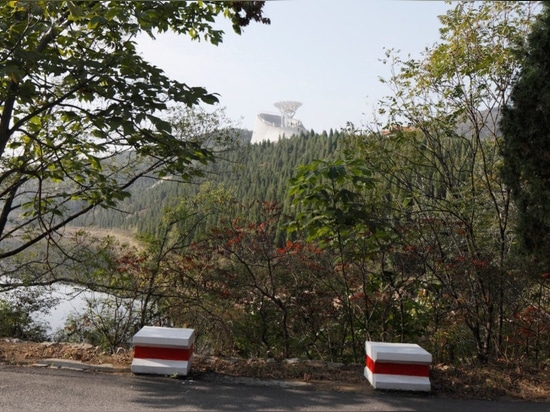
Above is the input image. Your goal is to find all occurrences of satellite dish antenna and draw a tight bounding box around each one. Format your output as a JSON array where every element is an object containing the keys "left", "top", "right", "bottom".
[{"left": 274, "top": 101, "right": 302, "bottom": 128}]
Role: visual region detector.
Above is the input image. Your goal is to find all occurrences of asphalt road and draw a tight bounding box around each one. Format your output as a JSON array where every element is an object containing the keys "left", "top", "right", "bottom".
[{"left": 1, "top": 365, "right": 549, "bottom": 411}]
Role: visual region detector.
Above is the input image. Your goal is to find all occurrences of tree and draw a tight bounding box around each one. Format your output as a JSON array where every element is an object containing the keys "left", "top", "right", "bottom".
[
  {"left": 288, "top": 158, "right": 380, "bottom": 361},
  {"left": 500, "top": 2, "right": 550, "bottom": 269},
  {"left": 0, "top": 1, "right": 269, "bottom": 285},
  {"left": 369, "top": 1, "right": 538, "bottom": 362}
]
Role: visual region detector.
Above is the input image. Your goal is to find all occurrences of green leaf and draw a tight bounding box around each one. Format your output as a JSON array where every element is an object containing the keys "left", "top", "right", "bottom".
[
  {"left": 87, "top": 155, "right": 102, "bottom": 171},
  {"left": 29, "top": 116, "right": 42, "bottom": 127},
  {"left": 66, "top": 1, "right": 84, "bottom": 20},
  {"left": 88, "top": 15, "right": 107, "bottom": 29}
]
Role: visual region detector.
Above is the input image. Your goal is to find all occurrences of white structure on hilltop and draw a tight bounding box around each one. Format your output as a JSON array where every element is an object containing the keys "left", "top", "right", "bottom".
[{"left": 251, "top": 101, "right": 306, "bottom": 144}]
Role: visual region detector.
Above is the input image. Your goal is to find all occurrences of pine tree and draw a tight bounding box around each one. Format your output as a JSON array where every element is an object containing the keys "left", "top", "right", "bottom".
[{"left": 500, "top": 2, "right": 550, "bottom": 265}]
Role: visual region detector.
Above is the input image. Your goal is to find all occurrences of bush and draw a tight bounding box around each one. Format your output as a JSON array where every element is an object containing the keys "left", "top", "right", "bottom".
[{"left": 0, "top": 288, "right": 57, "bottom": 341}]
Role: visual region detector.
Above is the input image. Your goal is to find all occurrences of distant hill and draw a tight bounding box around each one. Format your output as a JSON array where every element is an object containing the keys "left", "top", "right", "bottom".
[{"left": 72, "top": 129, "right": 346, "bottom": 242}]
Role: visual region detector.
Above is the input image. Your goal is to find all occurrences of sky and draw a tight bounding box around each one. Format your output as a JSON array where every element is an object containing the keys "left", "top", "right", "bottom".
[{"left": 137, "top": 0, "right": 453, "bottom": 133}]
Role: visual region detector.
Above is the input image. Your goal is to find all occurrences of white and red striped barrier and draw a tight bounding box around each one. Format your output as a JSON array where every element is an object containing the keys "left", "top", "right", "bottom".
[
  {"left": 131, "top": 326, "right": 194, "bottom": 376},
  {"left": 364, "top": 341, "right": 431, "bottom": 391}
]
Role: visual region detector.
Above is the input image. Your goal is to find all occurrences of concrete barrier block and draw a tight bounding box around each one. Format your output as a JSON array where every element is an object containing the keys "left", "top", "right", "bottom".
[
  {"left": 364, "top": 341, "right": 431, "bottom": 391},
  {"left": 131, "top": 326, "right": 194, "bottom": 376}
]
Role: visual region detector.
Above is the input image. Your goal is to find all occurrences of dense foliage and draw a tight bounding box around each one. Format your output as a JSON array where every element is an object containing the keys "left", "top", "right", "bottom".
[{"left": 500, "top": 2, "right": 550, "bottom": 269}]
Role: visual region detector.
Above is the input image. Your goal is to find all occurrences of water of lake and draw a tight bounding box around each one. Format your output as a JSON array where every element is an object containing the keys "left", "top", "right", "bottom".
[{"left": 34, "top": 285, "right": 107, "bottom": 336}]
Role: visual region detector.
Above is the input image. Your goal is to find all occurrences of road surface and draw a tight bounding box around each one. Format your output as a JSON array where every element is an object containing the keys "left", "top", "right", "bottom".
[{"left": 0, "top": 365, "right": 548, "bottom": 411}]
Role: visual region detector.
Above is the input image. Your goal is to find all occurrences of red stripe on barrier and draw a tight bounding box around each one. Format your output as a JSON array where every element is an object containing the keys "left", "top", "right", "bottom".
[
  {"left": 134, "top": 345, "right": 193, "bottom": 361},
  {"left": 366, "top": 355, "right": 429, "bottom": 377}
]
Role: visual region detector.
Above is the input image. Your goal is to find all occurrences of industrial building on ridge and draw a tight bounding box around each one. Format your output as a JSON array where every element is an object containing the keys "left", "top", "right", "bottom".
[{"left": 251, "top": 101, "right": 307, "bottom": 144}]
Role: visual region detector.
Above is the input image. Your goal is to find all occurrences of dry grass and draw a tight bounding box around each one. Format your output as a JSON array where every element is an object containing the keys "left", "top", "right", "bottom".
[{"left": 430, "top": 361, "right": 550, "bottom": 401}]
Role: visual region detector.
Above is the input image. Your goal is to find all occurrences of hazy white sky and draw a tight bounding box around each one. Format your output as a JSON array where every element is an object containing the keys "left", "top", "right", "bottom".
[{"left": 137, "top": 0, "right": 453, "bottom": 133}]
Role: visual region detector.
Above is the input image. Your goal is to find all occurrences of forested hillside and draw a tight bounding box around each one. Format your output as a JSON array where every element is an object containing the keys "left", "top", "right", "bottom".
[{"left": 74, "top": 129, "right": 344, "bottom": 241}]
